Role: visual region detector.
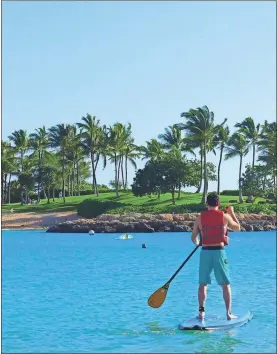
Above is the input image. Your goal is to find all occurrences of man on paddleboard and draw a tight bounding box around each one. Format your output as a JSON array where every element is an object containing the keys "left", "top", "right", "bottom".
[{"left": 191, "top": 192, "right": 240, "bottom": 321}]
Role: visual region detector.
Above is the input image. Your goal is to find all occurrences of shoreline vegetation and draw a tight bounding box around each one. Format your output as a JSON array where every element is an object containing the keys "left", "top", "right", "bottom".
[{"left": 2, "top": 110, "right": 276, "bottom": 217}]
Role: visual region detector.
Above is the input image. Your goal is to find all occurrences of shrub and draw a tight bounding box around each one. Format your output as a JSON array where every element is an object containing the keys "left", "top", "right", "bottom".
[
  {"left": 232, "top": 203, "right": 276, "bottom": 215},
  {"left": 100, "top": 202, "right": 276, "bottom": 215},
  {"left": 77, "top": 198, "right": 126, "bottom": 218},
  {"left": 79, "top": 189, "right": 111, "bottom": 196},
  {"left": 221, "top": 190, "right": 239, "bottom": 196}
]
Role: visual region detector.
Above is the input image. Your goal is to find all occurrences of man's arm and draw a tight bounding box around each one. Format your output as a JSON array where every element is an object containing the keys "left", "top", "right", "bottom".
[
  {"left": 225, "top": 207, "right": 241, "bottom": 231},
  {"left": 191, "top": 216, "right": 200, "bottom": 246}
]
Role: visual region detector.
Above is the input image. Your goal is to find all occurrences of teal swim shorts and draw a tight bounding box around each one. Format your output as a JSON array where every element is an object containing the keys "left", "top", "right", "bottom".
[{"left": 199, "top": 248, "right": 230, "bottom": 285}]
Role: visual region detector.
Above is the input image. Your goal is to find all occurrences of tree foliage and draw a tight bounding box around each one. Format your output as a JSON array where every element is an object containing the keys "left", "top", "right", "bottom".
[{"left": 1, "top": 107, "right": 275, "bottom": 208}]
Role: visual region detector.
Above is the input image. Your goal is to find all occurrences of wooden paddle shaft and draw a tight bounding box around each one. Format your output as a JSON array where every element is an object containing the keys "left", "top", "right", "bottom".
[{"left": 167, "top": 245, "right": 200, "bottom": 284}]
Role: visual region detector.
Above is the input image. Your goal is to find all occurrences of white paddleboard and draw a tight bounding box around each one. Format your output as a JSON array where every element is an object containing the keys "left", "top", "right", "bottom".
[{"left": 179, "top": 309, "right": 253, "bottom": 331}]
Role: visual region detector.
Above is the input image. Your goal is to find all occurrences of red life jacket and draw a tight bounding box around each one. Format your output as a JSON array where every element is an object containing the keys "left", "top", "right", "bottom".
[{"left": 200, "top": 210, "right": 228, "bottom": 246}]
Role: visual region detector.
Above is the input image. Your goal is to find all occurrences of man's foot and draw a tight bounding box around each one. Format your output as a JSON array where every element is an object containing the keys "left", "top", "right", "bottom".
[
  {"left": 197, "top": 311, "right": 205, "bottom": 320},
  {"left": 227, "top": 313, "right": 237, "bottom": 320}
]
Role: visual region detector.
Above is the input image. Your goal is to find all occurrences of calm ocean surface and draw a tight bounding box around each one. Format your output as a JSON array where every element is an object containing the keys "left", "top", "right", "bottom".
[{"left": 2, "top": 230, "right": 276, "bottom": 353}]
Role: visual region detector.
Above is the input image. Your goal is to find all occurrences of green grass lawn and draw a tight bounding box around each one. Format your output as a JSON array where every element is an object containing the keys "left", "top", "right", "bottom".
[{"left": 1, "top": 191, "right": 267, "bottom": 214}]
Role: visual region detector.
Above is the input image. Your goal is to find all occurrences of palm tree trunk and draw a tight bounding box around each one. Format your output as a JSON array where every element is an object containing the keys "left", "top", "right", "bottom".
[
  {"left": 37, "top": 183, "right": 40, "bottom": 202},
  {"left": 178, "top": 177, "right": 181, "bottom": 200},
  {"left": 67, "top": 174, "right": 70, "bottom": 196},
  {"left": 196, "top": 147, "right": 203, "bottom": 193},
  {"left": 20, "top": 184, "right": 24, "bottom": 205},
  {"left": 71, "top": 169, "right": 74, "bottom": 196},
  {"left": 4, "top": 174, "right": 7, "bottom": 204},
  {"left": 38, "top": 151, "right": 41, "bottom": 201},
  {"left": 121, "top": 156, "right": 124, "bottom": 189},
  {"left": 114, "top": 154, "right": 119, "bottom": 198},
  {"left": 201, "top": 142, "right": 207, "bottom": 204},
  {"left": 217, "top": 146, "right": 223, "bottom": 194},
  {"left": 91, "top": 152, "right": 96, "bottom": 193},
  {"left": 62, "top": 152, "right": 66, "bottom": 203},
  {"left": 262, "top": 174, "right": 266, "bottom": 191},
  {"left": 8, "top": 173, "right": 11, "bottom": 204},
  {"left": 205, "top": 179, "right": 208, "bottom": 194},
  {"left": 90, "top": 152, "right": 99, "bottom": 196},
  {"left": 239, "top": 154, "right": 243, "bottom": 203},
  {"left": 117, "top": 157, "right": 121, "bottom": 186},
  {"left": 76, "top": 160, "right": 80, "bottom": 196},
  {"left": 178, "top": 186, "right": 181, "bottom": 200},
  {"left": 124, "top": 155, "right": 128, "bottom": 190},
  {"left": 94, "top": 155, "right": 99, "bottom": 196},
  {"left": 252, "top": 143, "right": 255, "bottom": 169},
  {"left": 1, "top": 173, "right": 4, "bottom": 204},
  {"left": 171, "top": 188, "right": 175, "bottom": 205},
  {"left": 21, "top": 151, "right": 24, "bottom": 173},
  {"left": 47, "top": 187, "right": 50, "bottom": 204}
]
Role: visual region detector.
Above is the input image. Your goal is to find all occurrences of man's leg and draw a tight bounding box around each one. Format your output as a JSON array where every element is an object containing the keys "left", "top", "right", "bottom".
[
  {"left": 221, "top": 284, "right": 237, "bottom": 320},
  {"left": 213, "top": 250, "right": 237, "bottom": 320},
  {"left": 198, "top": 249, "right": 213, "bottom": 319},
  {"left": 198, "top": 284, "right": 208, "bottom": 319}
]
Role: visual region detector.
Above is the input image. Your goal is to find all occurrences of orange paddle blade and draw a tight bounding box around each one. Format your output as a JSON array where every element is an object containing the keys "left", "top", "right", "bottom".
[{"left": 147, "top": 283, "right": 170, "bottom": 308}]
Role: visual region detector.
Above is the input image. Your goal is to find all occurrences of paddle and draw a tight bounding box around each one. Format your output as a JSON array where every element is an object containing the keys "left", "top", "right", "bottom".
[{"left": 148, "top": 245, "right": 200, "bottom": 308}]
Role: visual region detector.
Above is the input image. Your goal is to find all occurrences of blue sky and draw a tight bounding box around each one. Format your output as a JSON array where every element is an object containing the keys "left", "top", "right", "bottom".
[{"left": 3, "top": 1, "right": 276, "bottom": 191}]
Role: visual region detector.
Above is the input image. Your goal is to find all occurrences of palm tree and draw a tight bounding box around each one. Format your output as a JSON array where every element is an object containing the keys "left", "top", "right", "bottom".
[
  {"left": 235, "top": 117, "right": 260, "bottom": 168},
  {"left": 8, "top": 130, "right": 29, "bottom": 204},
  {"left": 158, "top": 125, "right": 183, "bottom": 150},
  {"left": 18, "top": 158, "right": 36, "bottom": 204},
  {"left": 158, "top": 124, "right": 196, "bottom": 199},
  {"left": 8, "top": 129, "right": 29, "bottom": 173},
  {"left": 257, "top": 121, "right": 276, "bottom": 186},
  {"left": 29, "top": 126, "right": 50, "bottom": 200},
  {"left": 140, "top": 139, "right": 165, "bottom": 162},
  {"left": 48, "top": 124, "right": 71, "bottom": 203},
  {"left": 115, "top": 123, "right": 132, "bottom": 189},
  {"left": 29, "top": 126, "right": 49, "bottom": 165},
  {"left": 1, "top": 141, "right": 16, "bottom": 204},
  {"left": 214, "top": 125, "right": 230, "bottom": 194},
  {"left": 64, "top": 125, "right": 85, "bottom": 196},
  {"left": 158, "top": 124, "right": 196, "bottom": 155},
  {"left": 225, "top": 133, "right": 249, "bottom": 203},
  {"left": 113, "top": 123, "right": 140, "bottom": 190},
  {"left": 122, "top": 143, "right": 140, "bottom": 190},
  {"left": 106, "top": 123, "right": 127, "bottom": 197},
  {"left": 180, "top": 106, "right": 226, "bottom": 203},
  {"left": 77, "top": 114, "right": 103, "bottom": 195}
]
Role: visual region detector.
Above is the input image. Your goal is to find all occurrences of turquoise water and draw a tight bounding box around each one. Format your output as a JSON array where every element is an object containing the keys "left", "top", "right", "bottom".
[{"left": 2, "top": 230, "right": 276, "bottom": 353}]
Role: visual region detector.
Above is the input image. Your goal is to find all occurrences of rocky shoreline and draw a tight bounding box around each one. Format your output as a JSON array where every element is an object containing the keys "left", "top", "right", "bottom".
[{"left": 46, "top": 213, "right": 277, "bottom": 233}]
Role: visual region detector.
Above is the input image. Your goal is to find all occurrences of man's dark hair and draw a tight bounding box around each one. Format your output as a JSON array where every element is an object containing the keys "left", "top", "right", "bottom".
[{"left": 206, "top": 192, "right": 220, "bottom": 207}]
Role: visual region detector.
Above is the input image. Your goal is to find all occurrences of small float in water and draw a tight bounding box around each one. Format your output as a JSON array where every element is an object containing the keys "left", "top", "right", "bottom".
[
  {"left": 118, "top": 233, "right": 134, "bottom": 240},
  {"left": 88, "top": 230, "right": 95, "bottom": 235}
]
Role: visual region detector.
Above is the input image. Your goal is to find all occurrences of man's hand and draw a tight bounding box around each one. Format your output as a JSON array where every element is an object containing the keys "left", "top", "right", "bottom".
[
  {"left": 191, "top": 215, "right": 200, "bottom": 245},
  {"left": 226, "top": 205, "right": 235, "bottom": 215}
]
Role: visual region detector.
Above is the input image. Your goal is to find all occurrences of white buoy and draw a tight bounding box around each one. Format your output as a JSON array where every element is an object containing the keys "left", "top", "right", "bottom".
[{"left": 89, "top": 230, "right": 95, "bottom": 235}]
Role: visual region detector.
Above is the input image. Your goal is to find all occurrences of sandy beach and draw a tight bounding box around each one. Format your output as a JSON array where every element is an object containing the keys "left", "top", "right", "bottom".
[{"left": 2, "top": 211, "right": 79, "bottom": 230}]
